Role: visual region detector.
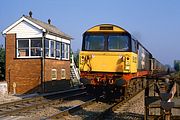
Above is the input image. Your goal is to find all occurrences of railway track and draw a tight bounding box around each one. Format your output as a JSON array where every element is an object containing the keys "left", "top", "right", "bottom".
[
  {"left": 46, "top": 78, "right": 153, "bottom": 120},
  {"left": 0, "top": 88, "right": 87, "bottom": 119},
  {"left": 0, "top": 76, "right": 169, "bottom": 120}
]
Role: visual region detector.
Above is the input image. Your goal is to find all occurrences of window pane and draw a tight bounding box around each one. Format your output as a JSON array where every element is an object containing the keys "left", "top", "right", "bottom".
[
  {"left": 56, "top": 41, "right": 61, "bottom": 58},
  {"left": 31, "top": 39, "right": 42, "bottom": 56},
  {"left": 56, "top": 51, "right": 60, "bottom": 58},
  {"left": 17, "top": 39, "right": 29, "bottom": 57},
  {"left": 66, "top": 44, "right": 69, "bottom": 59},
  {"left": 132, "top": 40, "right": 136, "bottom": 52},
  {"left": 31, "top": 48, "right": 41, "bottom": 56},
  {"left": 45, "top": 48, "right": 49, "bottom": 57},
  {"left": 84, "top": 35, "right": 105, "bottom": 50},
  {"left": 62, "top": 43, "right": 65, "bottom": 58},
  {"left": 18, "top": 40, "right": 29, "bottom": 48},
  {"left": 31, "top": 39, "right": 42, "bottom": 47},
  {"left": 50, "top": 40, "right": 55, "bottom": 57},
  {"left": 18, "top": 48, "right": 29, "bottom": 57},
  {"left": 108, "top": 35, "right": 129, "bottom": 51},
  {"left": 56, "top": 41, "right": 60, "bottom": 49},
  {"left": 45, "top": 39, "right": 49, "bottom": 48}
]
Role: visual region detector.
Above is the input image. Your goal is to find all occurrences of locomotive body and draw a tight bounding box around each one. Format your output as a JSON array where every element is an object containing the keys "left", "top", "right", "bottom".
[{"left": 79, "top": 24, "right": 165, "bottom": 96}]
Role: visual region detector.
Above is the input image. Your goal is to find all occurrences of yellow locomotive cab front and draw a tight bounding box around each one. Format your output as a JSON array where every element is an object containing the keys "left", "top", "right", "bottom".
[{"left": 79, "top": 51, "right": 137, "bottom": 73}]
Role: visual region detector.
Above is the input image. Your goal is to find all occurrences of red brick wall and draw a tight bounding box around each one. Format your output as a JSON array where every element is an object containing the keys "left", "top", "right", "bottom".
[
  {"left": 5, "top": 34, "right": 71, "bottom": 94},
  {"left": 6, "top": 34, "right": 16, "bottom": 93},
  {"left": 6, "top": 34, "right": 42, "bottom": 94},
  {"left": 44, "top": 59, "right": 70, "bottom": 81},
  {"left": 44, "top": 59, "right": 71, "bottom": 92}
]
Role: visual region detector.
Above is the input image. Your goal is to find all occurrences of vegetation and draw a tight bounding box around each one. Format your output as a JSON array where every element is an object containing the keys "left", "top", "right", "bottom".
[
  {"left": 73, "top": 49, "right": 80, "bottom": 68},
  {"left": 0, "top": 48, "right": 5, "bottom": 62},
  {"left": 0, "top": 47, "right": 5, "bottom": 80},
  {"left": 174, "top": 60, "right": 180, "bottom": 71}
]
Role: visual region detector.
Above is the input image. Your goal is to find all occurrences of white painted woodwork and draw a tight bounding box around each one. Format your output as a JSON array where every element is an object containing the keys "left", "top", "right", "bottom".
[
  {"left": 46, "top": 34, "right": 70, "bottom": 44},
  {"left": 7, "top": 21, "right": 43, "bottom": 38}
]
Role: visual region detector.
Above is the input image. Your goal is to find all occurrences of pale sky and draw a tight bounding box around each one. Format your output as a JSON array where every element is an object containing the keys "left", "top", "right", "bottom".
[{"left": 1, "top": 0, "right": 180, "bottom": 66}]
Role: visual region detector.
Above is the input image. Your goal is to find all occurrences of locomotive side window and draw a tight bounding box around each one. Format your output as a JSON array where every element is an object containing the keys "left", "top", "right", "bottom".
[
  {"left": 108, "top": 35, "right": 129, "bottom": 51},
  {"left": 84, "top": 35, "right": 105, "bottom": 50},
  {"left": 131, "top": 39, "right": 137, "bottom": 53}
]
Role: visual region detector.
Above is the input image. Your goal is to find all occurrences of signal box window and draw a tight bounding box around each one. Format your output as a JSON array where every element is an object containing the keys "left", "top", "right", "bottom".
[
  {"left": 56, "top": 41, "right": 61, "bottom": 59},
  {"left": 45, "top": 39, "right": 50, "bottom": 57},
  {"left": 17, "top": 38, "right": 42, "bottom": 57},
  {"left": 45, "top": 39, "right": 55, "bottom": 58},
  {"left": 50, "top": 40, "right": 55, "bottom": 57},
  {"left": 62, "top": 43, "right": 70, "bottom": 60},
  {"left": 84, "top": 35, "right": 105, "bottom": 50},
  {"left": 31, "top": 39, "right": 42, "bottom": 56},
  {"left": 17, "top": 39, "right": 29, "bottom": 57},
  {"left": 108, "top": 35, "right": 129, "bottom": 51}
]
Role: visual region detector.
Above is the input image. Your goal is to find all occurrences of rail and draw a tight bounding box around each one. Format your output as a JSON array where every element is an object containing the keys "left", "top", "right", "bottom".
[
  {"left": 0, "top": 88, "right": 86, "bottom": 118},
  {"left": 46, "top": 77, "right": 149, "bottom": 119}
]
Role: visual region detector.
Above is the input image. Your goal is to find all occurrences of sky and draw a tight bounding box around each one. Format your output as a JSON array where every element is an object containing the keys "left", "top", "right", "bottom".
[{"left": 0, "top": 0, "right": 180, "bottom": 66}]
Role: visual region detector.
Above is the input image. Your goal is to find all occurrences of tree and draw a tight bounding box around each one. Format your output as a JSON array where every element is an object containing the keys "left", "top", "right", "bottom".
[
  {"left": 174, "top": 60, "right": 180, "bottom": 72},
  {"left": 0, "top": 47, "right": 5, "bottom": 80},
  {"left": 0, "top": 47, "right": 5, "bottom": 63},
  {"left": 73, "top": 49, "right": 80, "bottom": 68}
]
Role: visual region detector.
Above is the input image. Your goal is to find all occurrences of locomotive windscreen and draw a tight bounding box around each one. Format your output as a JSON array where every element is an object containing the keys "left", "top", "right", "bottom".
[{"left": 83, "top": 34, "right": 130, "bottom": 51}]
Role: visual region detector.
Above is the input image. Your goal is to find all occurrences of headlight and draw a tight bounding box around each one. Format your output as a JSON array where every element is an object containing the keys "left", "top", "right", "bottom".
[{"left": 125, "top": 66, "right": 130, "bottom": 70}]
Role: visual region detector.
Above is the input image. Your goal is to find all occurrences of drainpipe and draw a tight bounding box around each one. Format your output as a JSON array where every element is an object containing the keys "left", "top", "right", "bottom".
[{"left": 41, "top": 32, "right": 46, "bottom": 93}]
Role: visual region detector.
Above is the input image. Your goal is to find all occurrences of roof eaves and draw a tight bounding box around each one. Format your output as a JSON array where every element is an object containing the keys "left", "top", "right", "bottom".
[
  {"left": 48, "top": 31, "right": 73, "bottom": 40},
  {"left": 24, "top": 16, "right": 72, "bottom": 39},
  {"left": 2, "top": 16, "right": 46, "bottom": 34},
  {"left": 23, "top": 17, "right": 46, "bottom": 32},
  {"left": 2, "top": 16, "right": 24, "bottom": 34}
]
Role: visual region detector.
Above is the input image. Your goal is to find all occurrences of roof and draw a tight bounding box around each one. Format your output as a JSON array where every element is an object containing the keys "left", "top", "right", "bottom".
[
  {"left": 3, "top": 15, "right": 72, "bottom": 40},
  {"left": 85, "top": 24, "right": 130, "bottom": 34}
]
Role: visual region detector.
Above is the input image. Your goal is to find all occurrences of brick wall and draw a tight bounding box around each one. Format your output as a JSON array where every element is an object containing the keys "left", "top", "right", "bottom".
[
  {"left": 6, "top": 34, "right": 42, "bottom": 94},
  {"left": 5, "top": 34, "right": 71, "bottom": 94},
  {"left": 6, "top": 34, "right": 15, "bottom": 93},
  {"left": 44, "top": 59, "right": 71, "bottom": 92}
]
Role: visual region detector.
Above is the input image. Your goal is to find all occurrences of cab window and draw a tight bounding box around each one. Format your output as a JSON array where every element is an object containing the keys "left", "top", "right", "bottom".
[
  {"left": 84, "top": 35, "right": 105, "bottom": 50},
  {"left": 108, "top": 35, "right": 129, "bottom": 51}
]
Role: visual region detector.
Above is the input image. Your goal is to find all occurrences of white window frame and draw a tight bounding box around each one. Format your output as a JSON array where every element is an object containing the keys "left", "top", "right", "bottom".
[
  {"left": 45, "top": 39, "right": 55, "bottom": 58},
  {"left": 62, "top": 43, "right": 70, "bottom": 60},
  {"left": 50, "top": 40, "right": 55, "bottom": 58},
  {"left": 17, "top": 38, "right": 42, "bottom": 58},
  {"left": 55, "top": 41, "right": 61, "bottom": 59}
]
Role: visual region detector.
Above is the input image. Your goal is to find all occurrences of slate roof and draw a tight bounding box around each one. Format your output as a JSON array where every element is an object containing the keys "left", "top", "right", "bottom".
[{"left": 24, "top": 15, "right": 72, "bottom": 40}]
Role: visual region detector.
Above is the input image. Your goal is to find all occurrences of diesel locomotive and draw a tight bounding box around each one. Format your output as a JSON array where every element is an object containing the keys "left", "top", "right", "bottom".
[{"left": 79, "top": 24, "right": 167, "bottom": 97}]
